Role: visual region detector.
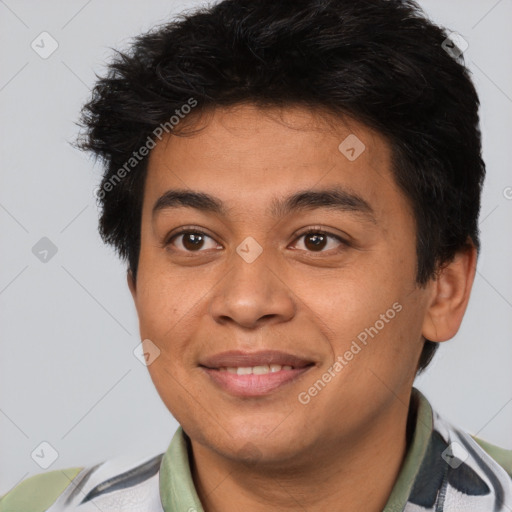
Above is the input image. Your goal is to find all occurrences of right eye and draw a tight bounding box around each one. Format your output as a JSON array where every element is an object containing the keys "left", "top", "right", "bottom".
[{"left": 165, "top": 230, "right": 223, "bottom": 253}]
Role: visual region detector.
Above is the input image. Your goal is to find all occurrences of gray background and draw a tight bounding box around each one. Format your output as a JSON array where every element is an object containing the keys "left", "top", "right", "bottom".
[{"left": 1, "top": 0, "right": 511, "bottom": 495}]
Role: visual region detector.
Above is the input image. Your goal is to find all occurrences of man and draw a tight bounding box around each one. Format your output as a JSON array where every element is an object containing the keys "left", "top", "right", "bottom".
[{"left": 2, "top": 0, "right": 511, "bottom": 510}]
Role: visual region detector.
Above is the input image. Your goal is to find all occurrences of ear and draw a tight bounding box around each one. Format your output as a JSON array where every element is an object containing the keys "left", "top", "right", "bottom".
[
  {"left": 127, "top": 268, "right": 137, "bottom": 300},
  {"left": 422, "top": 240, "right": 477, "bottom": 342}
]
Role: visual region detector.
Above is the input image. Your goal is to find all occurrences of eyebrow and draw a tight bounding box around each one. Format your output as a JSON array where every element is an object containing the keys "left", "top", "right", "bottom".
[{"left": 152, "top": 186, "right": 376, "bottom": 223}]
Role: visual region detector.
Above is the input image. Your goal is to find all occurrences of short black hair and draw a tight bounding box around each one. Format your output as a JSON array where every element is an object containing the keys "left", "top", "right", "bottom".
[{"left": 78, "top": 0, "right": 485, "bottom": 374}]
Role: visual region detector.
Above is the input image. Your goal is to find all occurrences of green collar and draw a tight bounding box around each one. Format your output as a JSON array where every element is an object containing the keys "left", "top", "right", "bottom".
[
  {"left": 159, "top": 387, "right": 433, "bottom": 511},
  {"left": 382, "top": 387, "right": 433, "bottom": 511},
  {"left": 159, "top": 425, "right": 204, "bottom": 511}
]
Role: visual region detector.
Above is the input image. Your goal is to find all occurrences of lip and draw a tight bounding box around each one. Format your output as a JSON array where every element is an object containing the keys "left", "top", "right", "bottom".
[
  {"left": 199, "top": 350, "right": 314, "bottom": 369},
  {"left": 199, "top": 350, "right": 315, "bottom": 397},
  {"left": 202, "top": 366, "right": 313, "bottom": 397}
]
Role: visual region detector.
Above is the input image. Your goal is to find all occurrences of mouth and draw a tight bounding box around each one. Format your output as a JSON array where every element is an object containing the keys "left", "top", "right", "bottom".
[{"left": 199, "top": 350, "right": 315, "bottom": 397}]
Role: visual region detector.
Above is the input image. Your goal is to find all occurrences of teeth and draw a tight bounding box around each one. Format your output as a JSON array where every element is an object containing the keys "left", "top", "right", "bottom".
[
  {"left": 252, "top": 365, "right": 270, "bottom": 375},
  {"left": 222, "top": 364, "right": 294, "bottom": 374}
]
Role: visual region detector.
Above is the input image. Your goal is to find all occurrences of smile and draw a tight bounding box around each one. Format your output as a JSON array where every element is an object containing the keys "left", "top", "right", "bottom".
[
  {"left": 201, "top": 362, "right": 314, "bottom": 397},
  {"left": 219, "top": 364, "right": 293, "bottom": 374}
]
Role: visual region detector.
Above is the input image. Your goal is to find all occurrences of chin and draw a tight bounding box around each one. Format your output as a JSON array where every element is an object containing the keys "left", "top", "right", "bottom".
[{"left": 208, "top": 419, "right": 308, "bottom": 460}]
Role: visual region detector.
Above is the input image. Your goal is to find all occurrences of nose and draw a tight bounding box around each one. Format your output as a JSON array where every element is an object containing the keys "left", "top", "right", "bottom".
[{"left": 208, "top": 249, "right": 296, "bottom": 329}]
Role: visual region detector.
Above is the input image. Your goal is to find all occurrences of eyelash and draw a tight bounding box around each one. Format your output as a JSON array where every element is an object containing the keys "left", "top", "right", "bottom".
[{"left": 163, "top": 226, "right": 349, "bottom": 254}]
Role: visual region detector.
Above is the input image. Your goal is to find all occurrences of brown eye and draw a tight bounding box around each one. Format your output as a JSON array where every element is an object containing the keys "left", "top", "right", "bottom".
[
  {"left": 167, "top": 230, "right": 221, "bottom": 252},
  {"left": 292, "top": 230, "right": 347, "bottom": 253},
  {"left": 304, "top": 233, "right": 328, "bottom": 251},
  {"left": 182, "top": 232, "right": 205, "bottom": 251}
]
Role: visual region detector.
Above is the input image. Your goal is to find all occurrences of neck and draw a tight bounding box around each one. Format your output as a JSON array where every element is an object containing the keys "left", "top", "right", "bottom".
[{"left": 189, "top": 389, "right": 416, "bottom": 512}]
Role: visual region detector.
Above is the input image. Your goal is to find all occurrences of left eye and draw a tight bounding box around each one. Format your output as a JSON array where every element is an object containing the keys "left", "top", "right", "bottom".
[
  {"left": 168, "top": 231, "right": 221, "bottom": 252},
  {"left": 291, "top": 231, "right": 345, "bottom": 252}
]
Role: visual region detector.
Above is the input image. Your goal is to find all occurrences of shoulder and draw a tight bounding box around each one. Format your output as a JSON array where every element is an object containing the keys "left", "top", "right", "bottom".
[
  {"left": 0, "top": 452, "right": 164, "bottom": 511},
  {"left": 0, "top": 467, "right": 83, "bottom": 512},
  {"left": 471, "top": 435, "right": 512, "bottom": 479},
  {"left": 414, "top": 388, "right": 512, "bottom": 482}
]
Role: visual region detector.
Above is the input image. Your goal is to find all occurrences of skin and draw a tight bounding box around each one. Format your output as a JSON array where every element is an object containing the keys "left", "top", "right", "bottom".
[{"left": 128, "top": 104, "right": 477, "bottom": 511}]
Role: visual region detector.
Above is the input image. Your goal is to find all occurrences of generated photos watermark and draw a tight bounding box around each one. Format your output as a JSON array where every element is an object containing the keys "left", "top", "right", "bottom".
[
  {"left": 298, "top": 301, "right": 403, "bottom": 405},
  {"left": 93, "top": 97, "right": 198, "bottom": 200}
]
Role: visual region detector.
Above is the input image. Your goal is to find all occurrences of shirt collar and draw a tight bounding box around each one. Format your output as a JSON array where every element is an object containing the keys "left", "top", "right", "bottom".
[
  {"left": 382, "top": 387, "right": 434, "bottom": 511},
  {"left": 159, "top": 424, "right": 204, "bottom": 512},
  {"left": 159, "top": 387, "right": 433, "bottom": 512}
]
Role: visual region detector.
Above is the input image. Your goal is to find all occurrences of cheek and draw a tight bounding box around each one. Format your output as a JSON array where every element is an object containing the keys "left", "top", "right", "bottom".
[
  {"left": 314, "top": 264, "right": 417, "bottom": 363},
  {"left": 134, "top": 257, "right": 203, "bottom": 335},
  {"left": 317, "top": 260, "right": 402, "bottom": 320}
]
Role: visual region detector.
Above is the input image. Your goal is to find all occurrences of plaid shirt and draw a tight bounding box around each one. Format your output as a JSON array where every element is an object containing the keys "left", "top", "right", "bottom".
[{"left": 2, "top": 387, "right": 511, "bottom": 511}]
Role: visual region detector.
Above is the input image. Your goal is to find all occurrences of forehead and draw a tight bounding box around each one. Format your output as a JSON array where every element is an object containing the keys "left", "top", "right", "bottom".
[{"left": 144, "top": 104, "right": 408, "bottom": 221}]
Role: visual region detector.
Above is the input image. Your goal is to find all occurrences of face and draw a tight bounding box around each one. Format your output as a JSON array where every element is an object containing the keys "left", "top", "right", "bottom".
[{"left": 129, "top": 104, "right": 434, "bottom": 467}]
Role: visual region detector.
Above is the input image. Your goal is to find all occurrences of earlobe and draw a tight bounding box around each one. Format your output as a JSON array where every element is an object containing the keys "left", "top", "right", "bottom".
[{"left": 422, "top": 242, "right": 477, "bottom": 342}]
